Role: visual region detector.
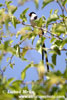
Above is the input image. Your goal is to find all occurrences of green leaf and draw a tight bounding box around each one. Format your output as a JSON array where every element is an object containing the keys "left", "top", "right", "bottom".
[
  {"left": 17, "top": 26, "right": 32, "bottom": 38},
  {"left": 4, "top": 40, "right": 10, "bottom": 50},
  {"left": 5, "top": 19, "right": 9, "bottom": 30},
  {"left": 7, "top": 47, "right": 16, "bottom": 55},
  {"left": 21, "top": 47, "right": 29, "bottom": 60},
  {"left": 60, "top": 39, "right": 67, "bottom": 49},
  {"left": 21, "top": 70, "right": 26, "bottom": 80},
  {"left": 48, "top": 63, "right": 54, "bottom": 69},
  {"left": 20, "top": 8, "right": 29, "bottom": 22},
  {"left": 8, "top": 5, "right": 17, "bottom": 14},
  {"left": 0, "top": 43, "right": 16, "bottom": 55},
  {"left": 23, "top": 8, "right": 29, "bottom": 15},
  {"left": 33, "top": 28, "right": 39, "bottom": 35},
  {"left": 9, "top": 40, "right": 13, "bottom": 44},
  {"left": 54, "top": 39, "right": 63, "bottom": 46},
  {"left": 32, "top": 35, "right": 36, "bottom": 44},
  {"left": 65, "top": 38, "right": 67, "bottom": 43},
  {"left": 54, "top": 70, "right": 62, "bottom": 76},
  {"left": 18, "top": 0, "right": 27, "bottom": 5},
  {"left": 10, "top": 80, "right": 22, "bottom": 90},
  {"left": 50, "top": 86, "right": 58, "bottom": 95},
  {"left": 36, "top": 37, "right": 46, "bottom": 54},
  {"left": 38, "top": 18, "right": 44, "bottom": 27},
  {"left": 2, "top": 66, "right": 6, "bottom": 72},
  {"left": 11, "top": 16, "right": 16, "bottom": 28},
  {"left": 62, "top": 0, "right": 67, "bottom": 6},
  {"left": 36, "top": 38, "right": 42, "bottom": 52},
  {"left": 8, "top": 78, "right": 14, "bottom": 83},
  {"left": 5, "top": 78, "right": 14, "bottom": 87},
  {"left": 0, "top": 54, "right": 3, "bottom": 62},
  {"left": 3, "top": 14, "right": 11, "bottom": 30},
  {"left": 14, "top": 44, "right": 20, "bottom": 57},
  {"left": 12, "top": 80, "right": 22, "bottom": 86},
  {"left": 55, "top": 23, "right": 66, "bottom": 34},
  {"left": 34, "top": 0, "right": 39, "bottom": 9},
  {"left": 46, "top": 9, "right": 59, "bottom": 27},
  {"left": 53, "top": 46, "right": 61, "bottom": 55},
  {"left": 42, "top": 0, "right": 54, "bottom": 8},
  {"left": 52, "top": 54, "right": 57, "bottom": 65},
  {"left": 23, "top": 26, "right": 32, "bottom": 30},
  {"left": 5, "top": 1, "right": 12, "bottom": 6},
  {"left": 0, "top": 44, "right": 4, "bottom": 50},
  {"left": 21, "top": 62, "right": 34, "bottom": 80},
  {"left": 63, "top": 67, "right": 67, "bottom": 78},
  {"left": 50, "top": 38, "right": 56, "bottom": 43},
  {"left": 50, "top": 9, "right": 53, "bottom": 15},
  {"left": 35, "top": 17, "right": 45, "bottom": 27},
  {"left": 0, "top": 3, "right": 3, "bottom": 7},
  {"left": 11, "top": 16, "right": 20, "bottom": 28},
  {"left": 37, "top": 61, "right": 45, "bottom": 79},
  {"left": 10, "top": 64, "right": 13, "bottom": 69},
  {"left": 8, "top": 1, "right": 12, "bottom": 4}
]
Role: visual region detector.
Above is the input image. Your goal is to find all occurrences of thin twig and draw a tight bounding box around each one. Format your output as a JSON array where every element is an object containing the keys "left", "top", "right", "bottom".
[
  {"left": 47, "top": 30, "right": 63, "bottom": 40},
  {"left": 64, "top": 5, "right": 67, "bottom": 13},
  {"left": 20, "top": 46, "right": 67, "bottom": 51},
  {"left": 18, "top": 38, "right": 26, "bottom": 45},
  {"left": 7, "top": 55, "right": 13, "bottom": 66},
  {"left": 44, "top": 33, "right": 52, "bottom": 39},
  {"left": 22, "top": 81, "right": 33, "bottom": 85},
  {"left": 56, "top": 0, "right": 64, "bottom": 13},
  {"left": 0, "top": 69, "right": 3, "bottom": 77},
  {"left": 56, "top": 0, "right": 64, "bottom": 21},
  {"left": 44, "top": 47, "right": 67, "bottom": 51}
]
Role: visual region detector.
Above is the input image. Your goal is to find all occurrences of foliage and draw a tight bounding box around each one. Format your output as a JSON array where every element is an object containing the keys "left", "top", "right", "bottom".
[{"left": 0, "top": 0, "right": 67, "bottom": 100}]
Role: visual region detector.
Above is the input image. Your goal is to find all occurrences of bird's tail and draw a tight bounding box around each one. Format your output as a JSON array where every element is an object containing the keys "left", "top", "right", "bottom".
[
  {"left": 42, "top": 43, "right": 49, "bottom": 72},
  {"left": 39, "top": 29, "right": 49, "bottom": 72}
]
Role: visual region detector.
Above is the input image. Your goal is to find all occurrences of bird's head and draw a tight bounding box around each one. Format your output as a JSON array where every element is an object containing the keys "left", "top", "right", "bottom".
[
  {"left": 29, "top": 12, "right": 36, "bottom": 17},
  {"left": 29, "top": 12, "right": 38, "bottom": 27},
  {"left": 29, "top": 12, "right": 38, "bottom": 21}
]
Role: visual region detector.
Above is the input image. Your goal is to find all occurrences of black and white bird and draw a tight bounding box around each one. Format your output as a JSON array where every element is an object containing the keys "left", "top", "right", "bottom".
[
  {"left": 29, "top": 12, "right": 38, "bottom": 27},
  {"left": 29, "top": 12, "right": 49, "bottom": 72}
]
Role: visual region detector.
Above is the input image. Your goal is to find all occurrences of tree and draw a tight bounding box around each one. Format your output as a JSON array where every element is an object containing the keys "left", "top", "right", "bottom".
[{"left": 0, "top": 0, "right": 67, "bottom": 100}]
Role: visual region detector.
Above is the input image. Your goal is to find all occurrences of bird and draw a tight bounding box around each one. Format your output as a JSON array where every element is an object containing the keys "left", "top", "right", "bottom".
[{"left": 29, "top": 12, "right": 49, "bottom": 72}]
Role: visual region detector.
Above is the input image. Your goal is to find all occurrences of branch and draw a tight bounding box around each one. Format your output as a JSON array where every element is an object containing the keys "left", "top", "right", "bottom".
[
  {"left": 7, "top": 55, "right": 14, "bottom": 66},
  {"left": 44, "top": 33, "right": 52, "bottom": 39},
  {"left": 0, "top": 69, "right": 3, "bottom": 77},
  {"left": 18, "top": 38, "right": 26, "bottom": 45},
  {"left": 20, "top": 46, "right": 67, "bottom": 51},
  {"left": 47, "top": 48, "right": 67, "bottom": 51},
  {"left": 21, "top": 80, "right": 43, "bottom": 85},
  {"left": 21, "top": 21, "right": 63, "bottom": 40},
  {"left": 56, "top": 0, "right": 64, "bottom": 14},
  {"left": 56, "top": 0, "right": 64, "bottom": 21},
  {"left": 22, "top": 81, "right": 33, "bottom": 85},
  {"left": 47, "top": 30, "right": 63, "bottom": 40},
  {"left": 61, "top": 48, "right": 67, "bottom": 51},
  {"left": 56, "top": 0, "right": 67, "bottom": 13},
  {"left": 64, "top": 5, "right": 67, "bottom": 13}
]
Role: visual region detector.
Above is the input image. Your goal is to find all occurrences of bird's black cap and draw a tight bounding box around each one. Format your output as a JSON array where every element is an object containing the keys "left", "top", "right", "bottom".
[{"left": 29, "top": 12, "right": 36, "bottom": 16}]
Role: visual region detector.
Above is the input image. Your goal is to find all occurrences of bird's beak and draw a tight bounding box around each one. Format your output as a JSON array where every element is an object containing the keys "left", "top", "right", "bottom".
[{"left": 29, "top": 13, "right": 30, "bottom": 16}]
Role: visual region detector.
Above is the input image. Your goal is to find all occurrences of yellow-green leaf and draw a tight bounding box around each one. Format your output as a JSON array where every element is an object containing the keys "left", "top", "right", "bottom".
[
  {"left": 52, "top": 54, "right": 57, "bottom": 65},
  {"left": 8, "top": 5, "right": 17, "bottom": 14},
  {"left": 21, "top": 62, "right": 34, "bottom": 80},
  {"left": 20, "top": 8, "right": 29, "bottom": 22},
  {"left": 34, "top": 0, "right": 39, "bottom": 9},
  {"left": 42, "top": 0, "right": 54, "bottom": 8},
  {"left": 37, "top": 61, "right": 45, "bottom": 79},
  {"left": 0, "top": 3, "right": 3, "bottom": 7}
]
